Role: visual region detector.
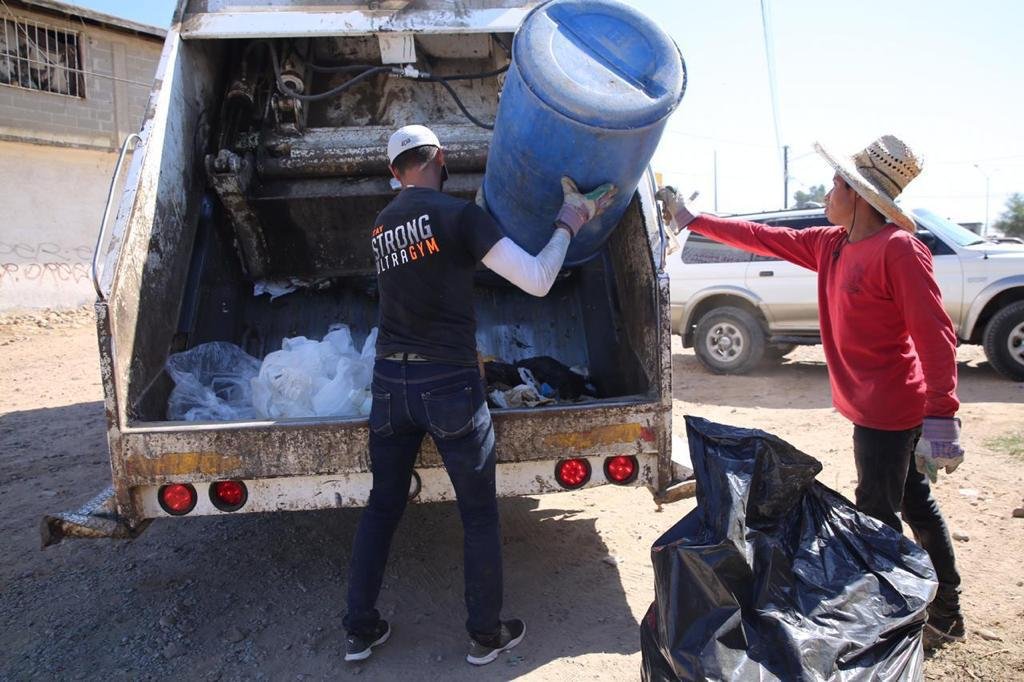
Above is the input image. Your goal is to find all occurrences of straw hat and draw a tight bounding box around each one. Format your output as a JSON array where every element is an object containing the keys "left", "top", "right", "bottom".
[{"left": 814, "top": 135, "right": 922, "bottom": 232}]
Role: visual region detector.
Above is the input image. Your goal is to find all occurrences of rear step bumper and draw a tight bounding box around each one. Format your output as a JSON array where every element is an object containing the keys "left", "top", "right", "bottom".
[
  {"left": 41, "top": 486, "right": 150, "bottom": 548},
  {"left": 768, "top": 335, "right": 821, "bottom": 345}
]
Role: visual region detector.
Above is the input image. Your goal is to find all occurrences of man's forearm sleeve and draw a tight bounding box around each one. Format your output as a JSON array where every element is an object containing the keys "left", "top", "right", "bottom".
[{"left": 481, "top": 231, "right": 571, "bottom": 297}]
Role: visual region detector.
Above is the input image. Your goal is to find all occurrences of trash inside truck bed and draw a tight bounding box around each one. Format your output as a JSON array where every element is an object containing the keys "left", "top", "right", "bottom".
[{"left": 43, "top": 0, "right": 680, "bottom": 545}]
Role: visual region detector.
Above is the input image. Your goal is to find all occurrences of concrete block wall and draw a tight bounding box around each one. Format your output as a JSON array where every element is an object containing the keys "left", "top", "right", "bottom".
[{"left": 0, "top": 5, "right": 164, "bottom": 311}]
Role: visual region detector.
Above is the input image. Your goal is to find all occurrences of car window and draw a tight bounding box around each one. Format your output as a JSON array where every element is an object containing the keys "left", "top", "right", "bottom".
[
  {"left": 915, "top": 229, "right": 955, "bottom": 256},
  {"left": 912, "top": 208, "right": 987, "bottom": 247},
  {"left": 680, "top": 232, "right": 752, "bottom": 265},
  {"left": 765, "top": 216, "right": 832, "bottom": 230}
]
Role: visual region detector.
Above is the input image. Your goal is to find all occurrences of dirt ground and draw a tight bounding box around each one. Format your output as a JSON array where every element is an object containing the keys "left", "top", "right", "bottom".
[{"left": 1, "top": 309, "right": 1022, "bottom": 681}]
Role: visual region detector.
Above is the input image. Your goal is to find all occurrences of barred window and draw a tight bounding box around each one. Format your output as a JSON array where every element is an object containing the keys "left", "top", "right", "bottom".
[{"left": 1, "top": 16, "right": 84, "bottom": 97}]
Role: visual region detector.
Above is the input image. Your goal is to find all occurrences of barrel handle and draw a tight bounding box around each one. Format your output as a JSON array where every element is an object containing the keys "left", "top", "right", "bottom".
[{"left": 92, "top": 133, "right": 141, "bottom": 301}]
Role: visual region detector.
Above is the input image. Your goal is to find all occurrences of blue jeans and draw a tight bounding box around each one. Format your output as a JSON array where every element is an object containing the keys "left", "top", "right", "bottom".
[
  {"left": 343, "top": 359, "right": 503, "bottom": 641},
  {"left": 853, "top": 424, "right": 962, "bottom": 619}
]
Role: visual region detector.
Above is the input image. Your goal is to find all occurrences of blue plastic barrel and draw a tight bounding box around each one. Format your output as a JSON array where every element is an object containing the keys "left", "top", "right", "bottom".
[{"left": 482, "top": 0, "right": 685, "bottom": 265}]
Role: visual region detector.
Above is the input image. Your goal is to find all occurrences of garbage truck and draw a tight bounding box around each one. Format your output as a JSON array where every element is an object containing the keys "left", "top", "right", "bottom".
[{"left": 43, "top": 0, "right": 685, "bottom": 545}]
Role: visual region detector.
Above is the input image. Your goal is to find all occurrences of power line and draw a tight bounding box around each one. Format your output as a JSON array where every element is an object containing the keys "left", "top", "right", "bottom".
[
  {"left": 928, "top": 154, "right": 1024, "bottom": 166},
  {"left": 662, "top": 128, "right": 776, "bottom": 149},
  {"left": 910, "top": 192, "right": 1017, "bottom": 199},
  {"left": 788, "top": 149, "right": 818, "bottom": 162},
  {"left": 759, "top": 0, "right": 783, "bottom": 159}
]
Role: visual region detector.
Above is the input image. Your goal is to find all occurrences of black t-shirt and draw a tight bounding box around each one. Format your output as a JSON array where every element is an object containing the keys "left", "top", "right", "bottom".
[{"left": 372, "top": 187, "right": 504, "bottom": 366}]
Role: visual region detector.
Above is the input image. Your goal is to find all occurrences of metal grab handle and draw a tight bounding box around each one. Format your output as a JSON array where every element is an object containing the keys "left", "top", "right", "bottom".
[
  {"left": 648, "top": 167, "right": 667, "bottom": 271},
  {"left": 92, "top": 133, "right": 142, "bottom": 300}
]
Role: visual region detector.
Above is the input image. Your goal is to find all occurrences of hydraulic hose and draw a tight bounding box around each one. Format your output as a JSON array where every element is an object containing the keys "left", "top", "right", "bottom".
[
  {"left": 415, "top": 73, "right": 497, "bottom": 130},
  {"left": 309, "top": 63, "right": 380, "bottom": 74},
  {"left": 251, "top": 40, "right": 506, "bottom": 129},
  {"left": 440, "top": 64, "right": 509, "bottom": 81}
]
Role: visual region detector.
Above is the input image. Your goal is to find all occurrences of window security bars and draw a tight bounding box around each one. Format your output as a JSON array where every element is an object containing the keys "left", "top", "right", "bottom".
[{"left": 0, "top": 16, "right": 84, "bottom": 98}]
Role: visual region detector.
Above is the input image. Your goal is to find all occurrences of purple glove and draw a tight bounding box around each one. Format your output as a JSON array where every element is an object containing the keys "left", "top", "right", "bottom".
[
  {"left": 914, "top": 417, "right": 965, "bottom": 483},
  {"left": 555, "top": 177, "right": 618, "bottom": 237}
]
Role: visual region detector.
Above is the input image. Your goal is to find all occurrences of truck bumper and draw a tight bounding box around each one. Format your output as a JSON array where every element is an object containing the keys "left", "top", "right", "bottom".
[
  {"left": 131, "top": 454, "right": 659, "bottom": 519},
  {"left": 41, "top": 486, "right": 150, "bottom": 547}
]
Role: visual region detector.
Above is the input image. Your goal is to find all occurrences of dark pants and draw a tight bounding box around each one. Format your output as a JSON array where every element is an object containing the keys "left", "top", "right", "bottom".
[
  {"left": 343, "top": 359, "right": 502, "bottom": 641},
  {"left": 852, "top": 424, "right": 962, "bottom": 619}
]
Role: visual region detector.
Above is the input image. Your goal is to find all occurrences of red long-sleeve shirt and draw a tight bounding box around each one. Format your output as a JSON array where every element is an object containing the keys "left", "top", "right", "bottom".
[{"left": 689, "top": 215, "right": 959, "bottom": 430}]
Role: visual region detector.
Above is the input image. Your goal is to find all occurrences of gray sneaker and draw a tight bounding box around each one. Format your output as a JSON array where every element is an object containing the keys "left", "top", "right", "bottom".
[
  {"left": 345, "top": 620, "right": 391, "bottom": 662},
  {"left": 466, "top": 619, "right": 526, "bottom": 666}
]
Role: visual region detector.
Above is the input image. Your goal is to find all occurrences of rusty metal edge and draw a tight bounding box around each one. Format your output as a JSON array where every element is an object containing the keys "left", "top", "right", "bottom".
[
  {"left": 652, "top": 478, "right": 697, "bottom": 505},
  {"left": 40, "top": 486, "right": 151, "bottom": 548}
]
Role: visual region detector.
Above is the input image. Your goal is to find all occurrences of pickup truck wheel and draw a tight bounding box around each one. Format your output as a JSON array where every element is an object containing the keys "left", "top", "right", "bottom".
[
  {"left": 694, "top": 307, "right": 765, "bottom": 374},
  {"left": 983, "top": 301, "right": 1024, "bottom": 381}
]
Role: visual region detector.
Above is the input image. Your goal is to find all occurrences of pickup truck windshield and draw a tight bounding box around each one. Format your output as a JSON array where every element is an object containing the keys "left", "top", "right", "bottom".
[{"left": 912, "top": 208, "right": 987, "bottom": 247}]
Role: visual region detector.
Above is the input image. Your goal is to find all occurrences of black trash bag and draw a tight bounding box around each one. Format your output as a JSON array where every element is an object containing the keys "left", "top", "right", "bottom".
[
  {"left": 641, "top": 416, "right": 937, "bottom": 682},
  {"left": 515, "top": 356, "right": 592, "bottom": 399},
  {"left": 484, "top": 361, "right": 522, "bottom": 389}
]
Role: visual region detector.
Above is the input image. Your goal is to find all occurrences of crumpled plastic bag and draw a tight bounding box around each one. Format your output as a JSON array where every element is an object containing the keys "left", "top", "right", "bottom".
[
  {"left": 165, "top": 342, "right": 262, "bottom": 421},
  {"left": 309, "top": 326, "right": 377, "bottom": 418},
  {"left": 250, "top": 325, "right": 378, "bottom": 419},
  {"left": 484, "top": 367, "right": 555, "bottom": 408},
  {"left": 641, "top": 416, "right": 937, "bottom": 682},
  {"left": 252, "top": 276, "right": 329, "bottom": 300},
  {"left": 504, "top": 383, "right": 554, "bottom": 408},
  {"left": 516, "top": 356, "right": 592, "bottom": 399}
]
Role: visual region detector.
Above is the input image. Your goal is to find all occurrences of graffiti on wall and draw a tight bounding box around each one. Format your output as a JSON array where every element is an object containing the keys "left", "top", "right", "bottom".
[{"left": 0, "top": 241, "right": 93, "bottom": 287}]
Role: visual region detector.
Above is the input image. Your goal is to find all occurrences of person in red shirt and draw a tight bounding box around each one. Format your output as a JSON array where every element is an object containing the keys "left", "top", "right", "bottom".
[{"left": 658, "top": 135, "right": 966, "bottom": 649}]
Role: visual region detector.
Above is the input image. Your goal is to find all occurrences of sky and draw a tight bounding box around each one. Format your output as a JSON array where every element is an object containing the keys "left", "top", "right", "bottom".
[{"left": 73, "top": 0, "right": 1024, "bottom": 229}]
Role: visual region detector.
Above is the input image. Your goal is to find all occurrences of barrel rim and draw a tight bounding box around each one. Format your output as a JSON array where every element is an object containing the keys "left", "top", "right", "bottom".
[{"left": 511, "top": 0, "right": 687, "bottom": 130}]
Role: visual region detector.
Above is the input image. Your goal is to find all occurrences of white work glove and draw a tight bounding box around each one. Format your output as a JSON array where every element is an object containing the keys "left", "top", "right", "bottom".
[
  {"left": 655, "top": 186, "right": 699, "bottom": 233},
  {"left": 914, "top": 417, "right": 965, "bottom": 483},
  {"left": 555, "top": 177, "right": 618, "bottom": 237}
]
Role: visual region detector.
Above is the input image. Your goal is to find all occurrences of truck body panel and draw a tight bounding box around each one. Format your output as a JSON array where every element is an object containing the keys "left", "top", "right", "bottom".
[{"left": 79, "top": 0, "right": 674, "bottom": 534}]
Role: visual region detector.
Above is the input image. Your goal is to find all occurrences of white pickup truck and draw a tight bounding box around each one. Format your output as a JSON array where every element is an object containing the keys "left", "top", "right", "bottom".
[{"left": 667, "top": 207, "right": 1024, "bottom": 380}]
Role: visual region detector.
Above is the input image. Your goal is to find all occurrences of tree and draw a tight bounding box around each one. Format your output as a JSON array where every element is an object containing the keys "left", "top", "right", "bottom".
[
  {"left": 793, "top": 184, "right": 826, "bottom": 209},
  {"left": 992, "top": 193, "right": 1024, "bottom": 238}
]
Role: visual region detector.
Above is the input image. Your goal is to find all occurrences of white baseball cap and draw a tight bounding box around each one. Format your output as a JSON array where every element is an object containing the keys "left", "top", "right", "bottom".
[{"left": 387, "top": 125, "right": 441, "bottom": 165}]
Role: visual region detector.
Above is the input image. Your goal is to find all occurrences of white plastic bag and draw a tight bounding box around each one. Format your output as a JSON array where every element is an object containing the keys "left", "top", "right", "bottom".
[
  {"left": 251, "top": 326, "right": 378, "bottom": 419},
  {"left": 166, "top": 342, "right": 262, "bottom": 421}
]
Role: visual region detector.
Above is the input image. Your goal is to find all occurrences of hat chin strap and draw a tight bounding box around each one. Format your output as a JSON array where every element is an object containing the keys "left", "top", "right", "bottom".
[{"left": 834, "top": 203, "right": 857, "bottom": 261}]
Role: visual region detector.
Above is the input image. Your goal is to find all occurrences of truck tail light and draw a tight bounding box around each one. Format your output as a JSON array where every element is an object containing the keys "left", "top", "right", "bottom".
[
  {"left": 158, "top": 483, "right": 197, "bottom": 515},
  {"left": 555, "top": 458, "right": 591, "bottom": 490},
  {"left": 210, "top": 480, "right": 248, "bottom": 512},
  {"left": 604, "top": 455, "right": 638, "bottom": 485}
]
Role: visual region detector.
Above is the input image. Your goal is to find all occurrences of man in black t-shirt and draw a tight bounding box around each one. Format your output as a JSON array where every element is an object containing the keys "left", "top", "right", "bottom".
[{"left": 343, "top": 125, "right": 616, "bottom": 666}]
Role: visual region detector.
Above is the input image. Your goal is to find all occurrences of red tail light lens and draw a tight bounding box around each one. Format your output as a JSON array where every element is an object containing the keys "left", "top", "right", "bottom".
[
  {"left": 210, "top": 480, "right": 248, "bottom": 512},
  {"left": 555, "top": 458, "right": 592, "bottom": 490},
  {"left": 604, "top": 455, "right": 639, "bottom": 485},
  {"left": 158, "top": 483, "right": 197, "bottom": 516}
]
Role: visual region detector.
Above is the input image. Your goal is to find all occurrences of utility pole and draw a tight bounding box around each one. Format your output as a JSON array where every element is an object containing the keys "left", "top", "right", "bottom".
[
  {"left": 713, "top": 149, "right": 719, "bottom": 212},
  {"left": 782, "top": 144, "right": 789, "bottom": 209}
]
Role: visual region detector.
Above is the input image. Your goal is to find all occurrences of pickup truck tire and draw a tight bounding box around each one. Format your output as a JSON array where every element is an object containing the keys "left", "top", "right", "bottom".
[
  {"left": 983, "top": 301, "right": 1024, "bottom": 381},
  {"left": 694, "top": 307, "right": 765, "bottom": 375}
]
